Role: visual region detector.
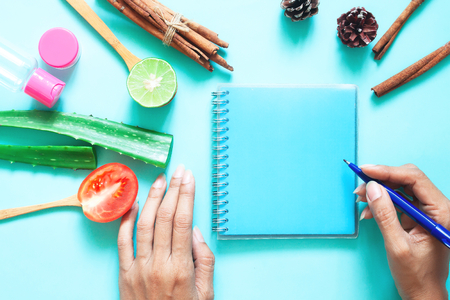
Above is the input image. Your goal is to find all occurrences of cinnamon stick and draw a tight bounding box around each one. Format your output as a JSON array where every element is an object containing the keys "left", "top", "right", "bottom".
[
  {"left": 124, "top": 0, "right": 179, "bottom": 43},
  {"left": 108, "top": 0, "right": 231, "bottom": 72},
  {"left": 372, "top": 0, "right": 425, "bottom": 60},
  {"left": 372, "top": 42, "right": 450, "bottom": 97},
  {"left": 149, "top": 0, "right": 229, "bottom": 48},
  {"left": 186, "top": 21, "right": 229, "bottom": 49},
  {"left": 107, "top": 0, "right": 213, "bottom": 71},
  {"left": 141, "top": 0, "right": 220, "bottom": 56},
  {"left": 210, "top": 52, "right": 233, "bottom": 72},
  {"left": 124, "top": 0, "right": 209, "bottom": 61}
]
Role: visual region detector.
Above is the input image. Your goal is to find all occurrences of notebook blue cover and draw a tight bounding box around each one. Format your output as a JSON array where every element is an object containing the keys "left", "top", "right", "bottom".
[{"left": 212, "top": 84, "right": 358, "bottom": 239}]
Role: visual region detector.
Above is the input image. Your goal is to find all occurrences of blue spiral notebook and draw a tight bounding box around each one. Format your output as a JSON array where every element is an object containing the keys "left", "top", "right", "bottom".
[{"left": 212, "top": 84, "right": 358, "bottom": 240}]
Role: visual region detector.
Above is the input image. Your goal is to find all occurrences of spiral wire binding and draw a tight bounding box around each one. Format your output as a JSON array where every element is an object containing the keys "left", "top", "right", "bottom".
[
  {"left": 212, "top": 90, "right": 229, "bottom": 232},
  {"left": 213, "top": 145, "right": 229, "bottom": 151},
  {"left": 213, "top": 200, "right": 228, "bottom": 205},
  {"left": 213, "top": 154, "right": 229, "bottom": 160},
  {"left": 213, "top": 127, "right": 229, "bottom": 133},
  {"left": 213, "top": 136, "right": 229, "bottom": 142}
]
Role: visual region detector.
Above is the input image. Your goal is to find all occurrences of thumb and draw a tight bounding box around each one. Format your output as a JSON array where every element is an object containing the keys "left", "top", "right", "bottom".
[
  {"left": 366, "top": 181, "right": 408, "bottom": 249},
  {"left": 193, "top": 226, "right": 215, "bottom": 300}
]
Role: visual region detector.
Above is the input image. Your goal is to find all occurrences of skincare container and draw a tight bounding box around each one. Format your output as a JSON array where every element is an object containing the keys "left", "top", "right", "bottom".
[
  {"left": 0, "top": 37, "right": 65, "bottom": 108},
  {"left": 39, "top": 28, "right": 80, "bottom": 70}
]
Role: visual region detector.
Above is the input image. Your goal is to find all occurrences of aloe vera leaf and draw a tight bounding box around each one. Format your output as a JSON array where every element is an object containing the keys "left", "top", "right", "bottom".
[
  {"left": 0, "top": 110, "right": 173, "bottom": 169},
  {"left": 0, "top": 145, "right": 96, "bottom": 170}
]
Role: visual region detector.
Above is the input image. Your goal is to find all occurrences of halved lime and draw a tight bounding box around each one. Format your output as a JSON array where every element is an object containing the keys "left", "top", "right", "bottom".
[{"left": 127, "top": 58, "right": 177, "bottom": 108}]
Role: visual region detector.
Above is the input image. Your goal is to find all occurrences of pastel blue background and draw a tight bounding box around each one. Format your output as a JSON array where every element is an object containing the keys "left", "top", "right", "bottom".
[
  {"left": 1, "top": 0, "right": 450, "bottom": 299},
  {"left": 219, "top": 85, "right": 357, "bottom": 237}
]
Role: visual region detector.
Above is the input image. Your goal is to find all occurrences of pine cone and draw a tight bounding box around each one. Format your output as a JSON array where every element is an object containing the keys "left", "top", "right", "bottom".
[
  {"left": 337, "top": 7, "right": 378, "bottom": 48},
  {"left": 281, "top": 0, "right": 320, "bottom": 22}
]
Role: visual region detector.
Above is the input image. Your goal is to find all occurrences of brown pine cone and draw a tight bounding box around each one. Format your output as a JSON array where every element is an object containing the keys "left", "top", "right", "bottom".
[
  {"left": 337, "top": 7, "right": 378, "bottom": 48},
  {"left": 281, "top": 0, "right": 320, "bottom": 22}
]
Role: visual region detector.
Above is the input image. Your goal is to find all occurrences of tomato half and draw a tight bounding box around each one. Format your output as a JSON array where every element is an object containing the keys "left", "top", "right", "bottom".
[{"left": 78, "top": 163, "right": 138, "bottom": 223}]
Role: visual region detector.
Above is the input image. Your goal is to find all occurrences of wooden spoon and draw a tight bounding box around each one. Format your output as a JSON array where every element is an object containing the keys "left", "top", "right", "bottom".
[
  {"left": 0, "top": 163, "right": 138, "bottom": 222},
  {"left": 0, "top": 195, "right": 80, "bottom": 220},
  {"left": 66, "top": 0, "right": 178, "bottom": 107},
  {"left": 66, "top": 0, "right": 141, "bottom": 71}
]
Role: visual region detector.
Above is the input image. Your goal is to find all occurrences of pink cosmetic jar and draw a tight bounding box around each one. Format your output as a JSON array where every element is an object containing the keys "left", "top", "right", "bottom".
[{"left": 38, "top": 27, "right": 80, "bottom": 70}]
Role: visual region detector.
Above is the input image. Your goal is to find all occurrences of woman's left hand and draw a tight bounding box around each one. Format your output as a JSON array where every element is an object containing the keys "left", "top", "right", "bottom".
[{"left": 117, "top": 165, "right": 215, "bottom": 300}]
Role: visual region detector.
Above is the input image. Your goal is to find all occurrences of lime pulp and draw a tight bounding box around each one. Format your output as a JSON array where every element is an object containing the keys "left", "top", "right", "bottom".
[{"left": 127, "top": 58, "right": 177, "bottom": 108}]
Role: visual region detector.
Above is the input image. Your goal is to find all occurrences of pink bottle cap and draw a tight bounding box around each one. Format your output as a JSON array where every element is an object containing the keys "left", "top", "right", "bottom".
[
  {"left": 24, "top": 68, "right": 65, "bottom": 108},
  {"left": 39, "top": 28, "right": 80, "bottom": 69}
]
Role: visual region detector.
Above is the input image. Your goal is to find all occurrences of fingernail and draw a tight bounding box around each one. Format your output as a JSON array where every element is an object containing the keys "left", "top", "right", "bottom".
[
  {"left": 182, "top": 169, "right": 193, "bottom": 184},
  {"left": 353, "top": 183, "right": 365, "bottom": 194},
  {"left": 153, "top": 173, "right": 166, "bottom": 188},
  {"left": 360, "top": 164, "right": 376, "bottom": 169},
  {"left": 193, "top": 226, "right": 205, "bottom": 243},
  {"left": 173, "top": 164, "right": 185, "bottom": 179},
  {"left": 359, "top": 209, "right": 366, "bottom": 221},
  {"left": 356, "top": 196, "right": 362, "bottom": 203},
  {"left": 366, "top": 181, "right": 382, "bottom": 202}
]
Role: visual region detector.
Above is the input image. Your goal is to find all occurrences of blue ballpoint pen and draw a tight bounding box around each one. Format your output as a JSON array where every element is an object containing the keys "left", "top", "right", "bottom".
[{"left": 344, "top": 159, "right": 450, "bottom": 249}]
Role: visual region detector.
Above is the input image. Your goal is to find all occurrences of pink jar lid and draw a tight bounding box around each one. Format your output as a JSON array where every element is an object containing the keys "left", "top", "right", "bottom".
[{"left": 39, "top": 28, "right": 79, "bottom": 69}]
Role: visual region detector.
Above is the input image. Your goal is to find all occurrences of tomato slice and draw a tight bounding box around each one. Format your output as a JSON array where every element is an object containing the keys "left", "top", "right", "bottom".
[{"left": 78, "top": 163, "right": 138, "bottom": 223}]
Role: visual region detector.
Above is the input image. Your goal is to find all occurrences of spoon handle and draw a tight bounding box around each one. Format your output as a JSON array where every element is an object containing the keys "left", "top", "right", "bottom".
[
  {"left": 66, "top": 0, "right": 141, "bottom": 71},
  {"left": 0, "top": 194, "right": 81, "bottom": 220}
]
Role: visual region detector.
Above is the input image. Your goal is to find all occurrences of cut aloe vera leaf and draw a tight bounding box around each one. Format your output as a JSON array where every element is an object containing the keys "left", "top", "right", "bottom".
[
  {"left": 0, "top": 145, "right": 96, "bottom": 170},
  {"left": 0, "top": 110, "right": 173, "bottom": 169},
  {"left": 127, "top": 58, "right": 177, "bottom": 108}
]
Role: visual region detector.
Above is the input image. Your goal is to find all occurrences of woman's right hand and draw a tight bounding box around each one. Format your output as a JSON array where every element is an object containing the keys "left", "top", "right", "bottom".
[{"left": 355, "top": 164, "right": 450, "bottom": 300}]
